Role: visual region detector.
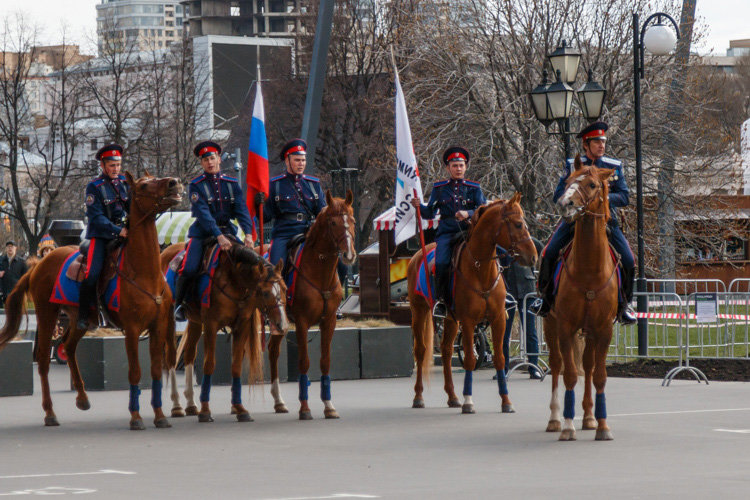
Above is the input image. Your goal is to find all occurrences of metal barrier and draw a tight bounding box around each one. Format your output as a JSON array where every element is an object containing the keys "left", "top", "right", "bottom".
[
  {"left": 728, "top": 278, "right": 750, "bottom": 293},
  {"left": 646, "top": 278, "right": 726, "bottom": 295},
  {"left": 504, "top": 292, "right": 548, "bottom": 378}
]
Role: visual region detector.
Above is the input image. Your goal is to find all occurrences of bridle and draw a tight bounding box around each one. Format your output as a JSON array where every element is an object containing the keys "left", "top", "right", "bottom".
[
  {"left": 317, "top": 210, "right": 355, "bottom": 261},
  {"left": 564, "top": 174, "right": 607, "bottom": 221},
  {"left": 129, "top": 178, "right": 181, "bottom": 229}
]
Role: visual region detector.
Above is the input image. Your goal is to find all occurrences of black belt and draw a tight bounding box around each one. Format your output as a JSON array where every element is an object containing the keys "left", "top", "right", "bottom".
[{"left": 280, "top": 213, "right": 313, "bottom": 223}]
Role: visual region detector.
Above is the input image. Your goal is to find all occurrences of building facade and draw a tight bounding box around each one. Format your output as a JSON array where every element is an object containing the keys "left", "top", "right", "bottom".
[{"left": 96, "top": 0, "right": 186, "bottom": 53}]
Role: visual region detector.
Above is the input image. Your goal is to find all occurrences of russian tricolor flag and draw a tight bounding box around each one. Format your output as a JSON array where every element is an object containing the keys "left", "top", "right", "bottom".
[{"left": 246, "top": 82, "right": 269, "bottom": 241}]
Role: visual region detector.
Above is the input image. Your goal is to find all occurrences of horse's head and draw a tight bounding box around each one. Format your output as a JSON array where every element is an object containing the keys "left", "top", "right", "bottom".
[
  {"left": 316, "top": 189, "right": 357, "bottom": 265},
  {"left": 229, "top": 246, "right": 289, "bottom": 335},
  {"left": 471, "top": 192, "right": 537, "bottom": 267},
  {"left": 557, "top": 156, "right": 612, "bottom": 223},
  {"left": 125, "top": 170, "right": 183, "bottom": 217}
]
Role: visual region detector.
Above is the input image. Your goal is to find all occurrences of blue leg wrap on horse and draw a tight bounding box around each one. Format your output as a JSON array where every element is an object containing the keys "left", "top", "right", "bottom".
[
  {"left": 564, "top": 389, "right": 575, "bottom": 420},
  {"left": 496, "top": 370, "right": 508, "bottom": 396},
  {"left": 128, "top": 385, "right": 141, "bottom": 413},
  {"left": 595, "top": 392, "right": 607, "bottom": 420},
  {"left": 231, "top": 377, "right": 242, "bottom": 406},
  {"left": 299, "top": 374, "right": 310, "bottom": 401},
  {"left": 151, "top": 380, "right": 162, "bottom": 409},
  {"left": 320, "top": 375, "right": 331, "bottom": 401},
  {"left": 463, "top": 370, "right": 473, "bottom": 396},
  {"left": 199, "top": 374, "right": 212, "bottom": 403}
]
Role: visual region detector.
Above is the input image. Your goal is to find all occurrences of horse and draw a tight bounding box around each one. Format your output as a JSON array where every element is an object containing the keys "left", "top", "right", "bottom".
[
  {"left": 266, "top": 190, "right": 357, "bottom": 420},
  {"left": 0, "top": 172, "right": 183, "bottom": 430},
  {"left": 159, "top": 242, "right": 289, "bottom": 422},
  {"left": 544, "top": 156, "right": 618, "bottom": 441},
  {"left": 407, "top": 193, "right": 538, "bottom": 413}
]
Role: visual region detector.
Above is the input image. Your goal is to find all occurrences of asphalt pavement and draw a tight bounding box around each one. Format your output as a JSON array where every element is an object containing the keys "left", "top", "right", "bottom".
[{"left": 0, "top": 363, "right": 748, "bottom": 499}]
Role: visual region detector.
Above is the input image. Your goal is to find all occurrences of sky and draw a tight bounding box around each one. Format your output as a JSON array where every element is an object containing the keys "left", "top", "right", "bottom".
[{"left": 0, "top": 0, "right": 748, "bottom": 56}]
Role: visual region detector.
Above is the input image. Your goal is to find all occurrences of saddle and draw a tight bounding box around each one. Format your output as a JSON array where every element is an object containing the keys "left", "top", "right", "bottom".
[
  {"left": 65, "top": 239, "right": 124, "bottom": 294},
  {"left": 284, "top": 234, "right": 306, "bottom": 277},
  {"left": 552, "top": 240, "right": 622, "bottom": 298}
]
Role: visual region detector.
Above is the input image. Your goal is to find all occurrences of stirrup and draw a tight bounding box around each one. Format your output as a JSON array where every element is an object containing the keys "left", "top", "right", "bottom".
[
  {"left": 528, "top": 297, "right": 549, "bottom": 317},
  {"left": 432, "top": 301, "right": 447, "bottom": 318},
  {"left": 174, "top": 304, "right": 187, "bottom": 322},
  {"left": 617, "top": 305, "right": 637, "bottom": 325}
]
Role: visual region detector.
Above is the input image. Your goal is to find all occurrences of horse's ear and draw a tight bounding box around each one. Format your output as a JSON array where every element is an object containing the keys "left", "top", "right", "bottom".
[
  {"left": 274, "top": 260, "right": 283, "bottom": 275},
  {"left": 573, "top": 154, "right": 583, "bottom": 172},
  {"left": 510, "top": 192, "right": 522, "bottom": 205},
  {"left": 598, "top": 168, "right": 614, "bottom": 182},
  {"left": 325, "top": 190, "right": 334, "bottom": 206},
  {"left": 345, "top": 189, "right": 353, "bottom": 206},
  {"left": 124, "top": 171, "right": 136, "bottom": 186},
  {"left": 143, "top": 168, "right": 153, "bottom": 178},
  {"left": 256, "top": 261, "right": 265, "bottom": 275}
]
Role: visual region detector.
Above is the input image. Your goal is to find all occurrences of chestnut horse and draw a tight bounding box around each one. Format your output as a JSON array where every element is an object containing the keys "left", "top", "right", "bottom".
[
  {"left": 408, "top": 193, "right": 537, "bottom": 413},
  {"left": 544, "top": 157, "right": 618, "bottom": 441},
  {"left": 267, "top": 190, "right": 357, "bottom": 420},
  {"left": 160, "top": 243, "right": 288, "bottom": 422},
  {"left": 0, "top": 172, "right": 183, "bottom": 429}
]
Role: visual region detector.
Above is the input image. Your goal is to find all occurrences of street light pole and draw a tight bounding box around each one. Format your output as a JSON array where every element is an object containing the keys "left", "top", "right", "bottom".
[{"left": 633, "top": 12, "right": 680, "bottom": 356}]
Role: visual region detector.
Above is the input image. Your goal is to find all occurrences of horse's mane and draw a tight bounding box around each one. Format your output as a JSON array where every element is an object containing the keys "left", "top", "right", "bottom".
[
  {"left": 306, "top": 197, "right": 352, "bottom": 248},
  {"left": 466, "top": 199, "right": 514, "bottom": 240}
]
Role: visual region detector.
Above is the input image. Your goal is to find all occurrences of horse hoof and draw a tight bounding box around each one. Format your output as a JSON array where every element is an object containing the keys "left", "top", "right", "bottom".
[
  {"left": 324, "top": 409, "right": 340, "bottom": 419},
  {"left": 582, "top": 416, "right": 597, "bottom": 430},
  {"left": 44, "top": 416, "right": 60, "bottom": 427},
  {"left": 546, "top": 420, "right": 562, "bottom": 432},
  {"left": 154, "top": 418, "right": 172, "bottom": 429},
  {"left": 236, "top": 412, "right": 254, "bottom": 422},
  {"left": 76, "top": 399, "right": 91, "bottom": 411},
  {"left": 595, "top": 429, "right": 614, "bottom": 441},
  {"left": 230, "top": 407, "right": 238, "bottom": 415},
  {"left": 461, "top": 404, "right": 475, "bottom": 414},
  {"left": 412, "top": 399, "right": 425, "bottom": 409},
  {"left": 558, "top": 429, "right": 577, "bottom": 441},
  {"left": 171, "top": 408, "right": 185, "bottom": 418},
  {"left": 501, "top": 403, "right": 516, "bottom": 414},
  {"left": 130, "top": 419, "right": 146, "bottom": 431},
  {"left": 274, "top": 404, "right": 289, "bottom": 414},
  {"left": 447, "top": 398, "right": 462, "bottom": 408},
  {"left": 184, "top": 405, "right": 199, "bottom": 416},
  {"left": 198, "top": 412, "right": 214, "bottom": 423},
  {"left": 299, "top": 410, "right": 313, "bottom": 421}
]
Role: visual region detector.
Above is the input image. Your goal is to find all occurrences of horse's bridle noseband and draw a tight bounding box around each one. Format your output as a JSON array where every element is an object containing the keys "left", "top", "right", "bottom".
[{"left": 565, "top": 175, "right": 606, "bottom": 220}]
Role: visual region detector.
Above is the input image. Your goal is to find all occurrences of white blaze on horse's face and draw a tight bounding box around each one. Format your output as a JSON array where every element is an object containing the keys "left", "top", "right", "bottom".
[
  {"left": 342, "top": 214, "right": 356, "bottom": 265},
  {"left": 559, "top": 174, "right": 586, "bottom": 220},
  {"left": 270, "top": 281, "right": 289, "bottom": 335}
]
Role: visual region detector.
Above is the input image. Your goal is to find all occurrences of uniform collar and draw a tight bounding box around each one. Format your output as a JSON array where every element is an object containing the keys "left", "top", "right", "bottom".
[
  {"left": 205, "top": 172, "right": 220, "bottom": 180},
  {"left": 286, "top": 171, "right": 303, "bottom": 182},
  {"left": 449, "top": 178, "right": 464, "bottom": 185}
]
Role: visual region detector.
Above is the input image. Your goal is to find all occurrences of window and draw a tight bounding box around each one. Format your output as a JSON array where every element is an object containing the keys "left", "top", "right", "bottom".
[
  {"left": 166, "top": 30, "right": 173, "bottom": 37},
  {"left": 166, "top": 20, "right": 173, "bottom": 26},
  {"left": 90, "top": 139, "right": 98, "bottom": 151}
]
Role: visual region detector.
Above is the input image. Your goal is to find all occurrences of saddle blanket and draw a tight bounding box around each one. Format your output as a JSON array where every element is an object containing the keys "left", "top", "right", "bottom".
[
  {"left": 414, "top": 248, "right": 456, "bottom": 308},
  {"left": 50, "top": 251, "right": 122, "bottom": 311},
  {"left": 165, "top": 246, "right": 221, "bottom": 308},
  {"left": 553, "top": 245, "right": 621, "bottom": 297}
]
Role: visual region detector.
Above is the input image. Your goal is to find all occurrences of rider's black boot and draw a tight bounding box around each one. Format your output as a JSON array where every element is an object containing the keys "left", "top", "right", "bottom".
[
  {"left": 529, "top": 255, "right": 554, "bottom": 317},
  {"left": 77, "top": 281, "right": 95, "bottom": 331},
  {"left": 173, "top": 275, "right": 191, "bottom": 322},
  {"left": 432, "top": 264, "right": 449, "bottom": 318},
  {"left": 617, "top": 265, "right": 637, "bottom": 325}
]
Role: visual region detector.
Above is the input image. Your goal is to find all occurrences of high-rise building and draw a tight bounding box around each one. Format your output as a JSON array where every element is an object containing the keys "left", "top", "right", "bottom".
[
  {"left": 96, "top": 0, "right": 186, "bottom": 53},
  {"left": 180, "top": 1, "right": 312, "bottom": 39}
]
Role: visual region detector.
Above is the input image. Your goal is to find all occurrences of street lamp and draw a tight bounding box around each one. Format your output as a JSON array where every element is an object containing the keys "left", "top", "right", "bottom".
[
  {"left": 528, "top": 40, "right": 606, "bottom": 161},
  {"left": 633, "top": 12, "right": 680, "bottom": 356}
]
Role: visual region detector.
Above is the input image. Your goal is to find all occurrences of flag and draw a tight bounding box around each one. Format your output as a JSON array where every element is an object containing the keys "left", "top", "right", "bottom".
[
  {"left": 246, "top": 82, "right": 269, "bottom": 241},
  {"left": 393, "top": 71, "right": 424, "bottom": 245}
]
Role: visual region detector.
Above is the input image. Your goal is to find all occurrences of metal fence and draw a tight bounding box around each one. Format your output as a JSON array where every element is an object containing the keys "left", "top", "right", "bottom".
[{"left": 506, "top": 279, "right": 750, "bottom": 385}]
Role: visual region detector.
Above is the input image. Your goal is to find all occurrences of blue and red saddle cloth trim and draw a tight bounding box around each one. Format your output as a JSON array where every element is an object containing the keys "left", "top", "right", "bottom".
[
  {"left": 552, "top": 245, "right": 622, "bottom": 297},
  {"left": 414, "top": 248, "right": 456, "bottom": 308},
  {"left": 50, "top": 251, "right": 123, "bottom": 311},
  {"left": 165, "top": 245, "right": 221, "bottom": 308},
  {"left": 262, "top": 241, "right": 303, "bottom": 306}
]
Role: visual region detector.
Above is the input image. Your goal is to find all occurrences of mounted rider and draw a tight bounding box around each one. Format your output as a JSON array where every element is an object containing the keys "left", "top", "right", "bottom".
[
  {"left": 530, "top": 122, "right": 636, "bottom": 324},
  {"left": 173, "top": 141, "right": 255, "bottom": 321},
  {"left": 410, "top": 147, "right": 487, "bottom": 318},
  {"left": 260, "top": 139, "right": 326, "bottom": 266},
  {"left": 78, "top": 144, "right": 130, "bottom": 330}
]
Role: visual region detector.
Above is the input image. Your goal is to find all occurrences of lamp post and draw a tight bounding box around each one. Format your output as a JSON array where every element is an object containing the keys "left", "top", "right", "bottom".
[
  {"left": 529, "top": 40, "right": 606, "bottom": 162},
  {"left": 633, "top": 13, "right": 680, "bottom": 356}
]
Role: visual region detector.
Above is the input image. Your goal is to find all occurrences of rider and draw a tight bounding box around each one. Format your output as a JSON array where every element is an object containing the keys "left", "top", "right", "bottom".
[
  {"left": 78, "top": 143, "right": 130, "bottom": 330},
  {"left": 530, "top": 122, "right": 636, "bottom": 324},
  {"left": 173, "top": 141, "right": 255, "bottom": 321},
  {"left": 411, "top": 146, "right": 486, "bottom": 318},
  {"left": 261, "top": 139, "right": 326, "bottom": 267}
]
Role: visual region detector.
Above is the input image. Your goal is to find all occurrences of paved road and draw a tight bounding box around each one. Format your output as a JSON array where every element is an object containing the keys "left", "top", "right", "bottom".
[{"left": 0, "top": 364, "right": 748, "bottom": 499}]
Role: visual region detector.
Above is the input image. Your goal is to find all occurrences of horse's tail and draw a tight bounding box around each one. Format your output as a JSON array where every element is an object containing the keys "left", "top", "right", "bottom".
[
  {"left": 246, "top": 309, "right": 264, "bottom": 386},
  {"left": 0, "top": 270, "right": 32, "bottom": 351}
]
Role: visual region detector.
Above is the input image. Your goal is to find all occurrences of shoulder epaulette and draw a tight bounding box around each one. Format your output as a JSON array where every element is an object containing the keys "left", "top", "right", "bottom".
[
  {"left": 190, "top": 174, "right": 206, "bottom": 184},
  {"left": 270, "top": 174, "right": 285, "bottom": 182},
  {"left": 433, "top": 180, "right": 449, "bottom": 187},
  {"left": 117, "top": 174, "right": 127, "bottom": 181},
  {"left": 91, "top": 178, "right": 105, "bottom": 187},
  {"left": 600, "top": 156, "right": 622, "bottom": 167},
  {"left": 222, "top": 175, "right": 239, "bottom": 183},
  {"left": 464, "top": 180, "right": 480, "bottom": 188},
  {"left": 303, "top": 175, "right": 320, "bottom": 183}
]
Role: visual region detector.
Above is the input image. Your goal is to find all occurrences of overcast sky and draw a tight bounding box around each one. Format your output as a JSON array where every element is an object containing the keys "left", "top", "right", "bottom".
[{"left": 1, "top": 0, "right": 748, "bottom": 56}]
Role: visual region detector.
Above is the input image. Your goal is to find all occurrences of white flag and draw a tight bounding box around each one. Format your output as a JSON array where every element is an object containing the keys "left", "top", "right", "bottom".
[{"left": 393, "top": 71, "right": 424, "bottom": 245}]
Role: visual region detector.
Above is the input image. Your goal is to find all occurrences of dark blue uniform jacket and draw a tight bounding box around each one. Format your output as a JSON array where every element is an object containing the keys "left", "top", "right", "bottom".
[
  {"left": 84, "top": 174, "right": 130, "bottom": 240},
  {"left": 187, "top": 172, "right": 254, "bottom": 239}
]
